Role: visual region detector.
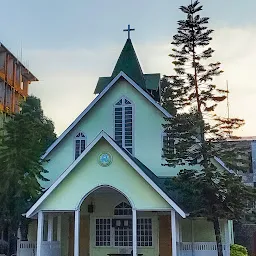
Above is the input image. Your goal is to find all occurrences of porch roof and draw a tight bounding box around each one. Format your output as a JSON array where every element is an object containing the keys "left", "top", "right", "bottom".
[{"left": 26, "top": 131, "right": 187, "bottom": 218}]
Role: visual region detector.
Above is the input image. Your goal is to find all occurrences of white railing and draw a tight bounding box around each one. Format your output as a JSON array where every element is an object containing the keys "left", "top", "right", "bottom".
[
  {"left": 17, "top": 241, "right": 61, "bottom": 256},
  {"left": 178, "top": 242, "right": 228, "bottom": 256},
  {"left": 17, "top": 241, "right": 36, "bottom": 256},
  {"left": 41, "top": 241, "right": 61, "bottom": 256}
]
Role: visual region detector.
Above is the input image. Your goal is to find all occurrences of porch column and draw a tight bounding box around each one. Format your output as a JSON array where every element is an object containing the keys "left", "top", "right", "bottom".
[
  {"left": 37, "top": 211, "right": 44, "bottom": 256},
  {"left": 57, "top": 215, "right": 62, "bottom": 241},
  {"left": 47, "top": 214, "right": 54, "bottom": 241},
  {"left": 74, "top": 210, "right": 80, "bottom": 256},
  {"left": 224, "top": 220, "right": 230, "bottom": 256},
  {"left": 171, "top": 210, "right": 177, "bottom": 256},
  {"left": 132, "top": 209, "right": 137, "bottom": 256}
]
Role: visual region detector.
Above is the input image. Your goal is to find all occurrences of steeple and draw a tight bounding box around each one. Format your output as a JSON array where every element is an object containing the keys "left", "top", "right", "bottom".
[
  {"left": 111, "top": 39, "right": 146, "bottom": 89},
  {"left": 94, "top": 32, "right": 161, "bottom": 102}
]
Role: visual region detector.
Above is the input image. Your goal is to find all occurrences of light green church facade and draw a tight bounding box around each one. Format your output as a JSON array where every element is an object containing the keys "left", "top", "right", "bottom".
[{"left": 18, "top": 38, "right": 233, "bottom": 256}]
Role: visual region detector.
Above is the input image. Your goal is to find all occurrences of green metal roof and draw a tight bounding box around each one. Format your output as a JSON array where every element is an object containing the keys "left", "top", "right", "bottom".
[
  {"left": 94, "top": 77, "right": 112, "bottom": 94},
  {"left": 144, "top": 74, "right": 160, "bottom": 90},
  {"left": 112, "top": 39, "right": 146, "bottom": 89},
  {"left": 94, "top": 39, "right": 160, "bottom": 96}
]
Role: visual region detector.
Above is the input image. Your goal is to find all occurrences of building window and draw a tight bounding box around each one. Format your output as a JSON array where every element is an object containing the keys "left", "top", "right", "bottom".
[
  {"left": 114, "top": 202, "right": 132, "bottom": 247},
  {"left": 114, "top": 97, "right": 133, "bottom": 154},
  {"left": 114, "top": 202, "right": 132, "bottom": 216},
  {"left": 74, "top": 132, "right": 86, "bottom": 159},
  {"left": 162, "top": 131, "right": 175, "bottom": 158},
  {"left": 113, "top": 202, "right": 153, "bottom": 247},
  {"left": 137, "top": 218, "right": 153, "bottom": 246},
  {"left": 95, "top": 218, "right": 111, "bottom": 246}
]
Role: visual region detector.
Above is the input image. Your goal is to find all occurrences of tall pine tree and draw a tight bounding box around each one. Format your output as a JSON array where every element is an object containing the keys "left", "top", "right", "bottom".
[{"left": 162, "top": 2, "right": 255, "bottom": 256}]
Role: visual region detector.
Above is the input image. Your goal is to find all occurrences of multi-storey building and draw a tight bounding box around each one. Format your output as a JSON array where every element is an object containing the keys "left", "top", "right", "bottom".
[{"left": 0, "top": 42, "right": 38, "bottom": 126}]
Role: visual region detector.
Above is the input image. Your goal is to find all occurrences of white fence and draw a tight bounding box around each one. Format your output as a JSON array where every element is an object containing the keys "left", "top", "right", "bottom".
[
  {"left": 17, "top": 241, "right": 36, "bottom": 256},
  {"left": 178, "top": 242, "right": 229, "bottom": 256},
  {"left": 17, "top": 241, "right": 61, "bottom": 256}
]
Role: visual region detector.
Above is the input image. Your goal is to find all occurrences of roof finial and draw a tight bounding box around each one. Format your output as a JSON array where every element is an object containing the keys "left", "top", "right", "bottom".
[{"left": 123, "top": 24, "right": 135, "bottom": 39}]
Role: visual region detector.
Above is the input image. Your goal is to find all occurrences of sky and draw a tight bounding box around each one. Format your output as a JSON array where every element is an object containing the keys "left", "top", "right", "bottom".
[{"left": 1, "top": 0, "right": 256, "bottom": 136}]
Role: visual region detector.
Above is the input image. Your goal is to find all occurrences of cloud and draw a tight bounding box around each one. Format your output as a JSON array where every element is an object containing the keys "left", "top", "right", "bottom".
[{"left": 28, "top": 26, "right": 256, "bottom": 136}]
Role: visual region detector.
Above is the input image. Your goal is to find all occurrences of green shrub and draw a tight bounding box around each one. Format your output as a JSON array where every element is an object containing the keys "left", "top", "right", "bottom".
[{"left": 230, "top": 244, "right": 248, "bottom": 256}]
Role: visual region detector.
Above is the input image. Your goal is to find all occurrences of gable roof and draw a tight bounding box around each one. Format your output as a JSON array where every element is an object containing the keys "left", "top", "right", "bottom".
[
  {"left": 94, "top": 39, "right": 160, "bottom": 95},
  {"left": 42, "top": 71, "right": 171, "bottom": 160},
  {"left": 27, "top": 131, "right": 186, "bottom": 218}
]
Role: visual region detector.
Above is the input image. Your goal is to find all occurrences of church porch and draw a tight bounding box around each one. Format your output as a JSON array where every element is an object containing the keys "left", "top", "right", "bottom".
[
  {"left": 17, "top": 187, "right": 231, "bottom": 256},
  {"left": 17, "top": 186, "right": 177, "bottom": 256}
]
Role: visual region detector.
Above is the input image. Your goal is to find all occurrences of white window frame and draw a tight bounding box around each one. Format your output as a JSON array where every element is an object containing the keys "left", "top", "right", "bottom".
[
  {"left": 113, "top": 96, "right": 135, "bottom": 155},
  {"left": 113, "top": 202, "right": 133, "bottom": 248},
  {"left": 95, "top": 218, "right": 112, "bottom": 247},
  {"left": 73, "top": 132, "right": 87, "bottom": 160},
  {"left": 137, "top": 218, "right": 153, "bottom": 247},
  {"left": 93, "top": 216, "right": 154, "bottom": 248}
]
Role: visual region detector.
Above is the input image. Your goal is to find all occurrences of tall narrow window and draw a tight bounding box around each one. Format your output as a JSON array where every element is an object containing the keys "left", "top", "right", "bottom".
[
  {"left": 114, "top": 97, "right": 133, "bottom": 154},
  {"left": 75, "top": 132, "right": 86, "bottom": 159}
]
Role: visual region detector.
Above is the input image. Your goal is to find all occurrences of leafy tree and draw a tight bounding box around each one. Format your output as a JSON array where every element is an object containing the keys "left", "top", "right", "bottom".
[
  {"left": 0, "top": 96, "right": 56, "bottom": 255},
  {"left": 162, "top": 1, "right": 255, "bottom": 256}
]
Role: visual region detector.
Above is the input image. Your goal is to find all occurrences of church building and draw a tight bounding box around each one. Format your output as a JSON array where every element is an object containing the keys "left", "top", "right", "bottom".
[{"left": 18, "top": 28, "right": 233, "bottom": 256}]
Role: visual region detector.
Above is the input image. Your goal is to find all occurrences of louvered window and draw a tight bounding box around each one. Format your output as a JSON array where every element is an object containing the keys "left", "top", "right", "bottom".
[
  {"left": 114, "top": 98, "right": 133, "bottom": 154},
  {"left": 75, "top": 132, "right": 86, "bottom": 159}
]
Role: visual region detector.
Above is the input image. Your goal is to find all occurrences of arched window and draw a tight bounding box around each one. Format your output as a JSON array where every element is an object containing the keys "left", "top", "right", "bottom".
[
  {"left": 114, "top": 97, "right": 133, "bottom": 154},
  {"left": 114, "top": 202, "right": 132, "bottom": 216},
  {"left": 74, "top": 132, "right": 86, "bottom": 159}
]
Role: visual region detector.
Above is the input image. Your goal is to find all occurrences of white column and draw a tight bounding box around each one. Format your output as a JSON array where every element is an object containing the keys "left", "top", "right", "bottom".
[
  {"left": 57, "top": 215, "right": 62, "bottom": 242},
  {"left": 37, "top": 211, "right": 44, "bottom": 256},
  {"left": 132, "top": 209, "right": 137, "bottom": 256},
  {"left": 225, "top": 220, "right": 230, "bottom": 256},
  {"left": 176, "top": 216, "right": 182, "bottom": 256},
  {"left": 47, "top": 214, "right": 54, "bottom": 241},
  {"left": 171, "top": 210, "right": 177, "bottom": 256},
  {"left": 191, "top": 219, "right": 195, "bottom": 256},
  {"left": 74, "top": 210, "right": 80, "bottom": 256}
]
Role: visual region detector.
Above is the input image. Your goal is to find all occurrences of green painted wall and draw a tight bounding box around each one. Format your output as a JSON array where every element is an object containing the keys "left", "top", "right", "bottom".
[
  {"left": 41, "top": 79, "right": 184, "bottom": 190},
  {"left": 181, "top": 218, "right": 226, "bottom": 243},
  {"left": 28, "top": 220, "right": 37, "bottom": 241},
  {"left": 38, "top": 139, "right": 172, "bottom": 212}
]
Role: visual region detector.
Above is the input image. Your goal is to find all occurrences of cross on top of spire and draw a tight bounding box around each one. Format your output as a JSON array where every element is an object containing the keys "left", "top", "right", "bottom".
[{"left": 123, "top": 24, "right": 135, "bottom": 39}]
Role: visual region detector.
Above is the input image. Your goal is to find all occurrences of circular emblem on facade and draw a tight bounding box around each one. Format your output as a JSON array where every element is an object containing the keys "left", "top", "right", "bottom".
[{"left": 98, "top": 153, "right": 112, "bottom": 167}]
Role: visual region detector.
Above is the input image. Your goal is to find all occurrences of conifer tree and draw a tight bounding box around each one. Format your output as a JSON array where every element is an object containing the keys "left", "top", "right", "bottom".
[
  {"left": 0, "top": 96, "right": 56, "bottom": 255},
  {"left": 162, "top": 2, "right": 255, "bottom": 256}
]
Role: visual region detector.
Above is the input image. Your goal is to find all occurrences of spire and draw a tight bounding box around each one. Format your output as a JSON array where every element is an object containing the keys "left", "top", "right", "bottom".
[{"left": 111, "top": 39, "right": 146, "bottom": 89}]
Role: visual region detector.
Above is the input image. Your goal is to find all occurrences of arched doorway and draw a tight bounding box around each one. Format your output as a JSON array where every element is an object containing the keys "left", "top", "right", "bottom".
[{"left": 67, "top": 185, "right": 159, "bottom": 256}]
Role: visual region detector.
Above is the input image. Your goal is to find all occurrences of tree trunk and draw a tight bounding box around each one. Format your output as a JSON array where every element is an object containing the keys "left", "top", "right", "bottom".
[{"left": 213, "top": 217, "right": 224, "bottom": 256}]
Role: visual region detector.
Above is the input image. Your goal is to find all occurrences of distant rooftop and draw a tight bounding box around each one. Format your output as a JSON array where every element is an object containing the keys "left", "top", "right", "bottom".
[
  {"left": 228, "top": 136, "right": 256, "bottom": 142},
  {"left": 0, "top": 42, "right": 38, "bottom": 82}
]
